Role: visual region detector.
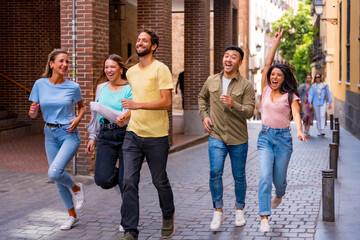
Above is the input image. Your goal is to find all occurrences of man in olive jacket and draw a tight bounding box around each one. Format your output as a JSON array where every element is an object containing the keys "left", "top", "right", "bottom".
[{"left": 198, "top": 46, "right": 255, "bottom": 231}]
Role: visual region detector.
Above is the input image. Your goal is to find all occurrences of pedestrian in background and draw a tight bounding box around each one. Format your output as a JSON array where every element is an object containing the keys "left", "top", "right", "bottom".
[
  {"left": 308, "top": 73, "right": 332, "bottom": 136},
  {"left": 257, "top": 27, "right": 307, "bottom": 232},
  {"left": 119, "top": 28, "right": 175, "bottom": 240},
  {"left": 86, "top": 54, "right": 132, "bottom": 232},
  {"left": 28, "top": 49, "right": 85, "bottom": 230},
  {"left": 175, "top": 71, "right": 184, "bottom": 109},
  {"left": 198, "top": 46, "right": 255, "bottom": 231},
  {"left": 253, "top": 89, "right": 261, "bottom": 120},
  {"left": 298, "top": 74, "right": 314, "bottom": 136}
]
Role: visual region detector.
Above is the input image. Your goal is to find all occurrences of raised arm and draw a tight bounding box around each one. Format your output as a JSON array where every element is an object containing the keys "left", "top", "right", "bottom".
[{"left": 261, "top": 27, "right": 283, "bottom": 93}]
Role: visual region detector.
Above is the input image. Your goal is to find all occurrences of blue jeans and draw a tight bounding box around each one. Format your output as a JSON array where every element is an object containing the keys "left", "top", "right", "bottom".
[
  {"left": 44, "top": 124, "right": 80, "bottom": 210},
  {"left": 94, "top": 127, "right": 126, "bottom": 192},
  {"left": 121, "top": 131, "right": 175, "bottom": 237},
  {"left": 257, "top": 126, "right": 293, "bottom": 216},
  {"left": 208, "top": 136, "right": 248, "bottom": 209}
]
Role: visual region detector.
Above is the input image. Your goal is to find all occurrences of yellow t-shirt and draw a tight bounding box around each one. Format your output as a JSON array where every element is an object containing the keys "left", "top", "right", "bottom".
[{"left": 126, "top": 60, "right": 173, "bottom": 137}]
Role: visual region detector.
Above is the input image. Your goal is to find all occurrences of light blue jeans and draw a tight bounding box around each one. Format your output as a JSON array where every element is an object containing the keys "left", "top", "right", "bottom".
[
  {"left": 44, "top": 124, "right": 80, "bottom": 210},
  {"left": 208, "top": 136, "right": 248, "bottom": 209},
  {"left": 257, "top": 126, "right": 293, "bottom": 216}
]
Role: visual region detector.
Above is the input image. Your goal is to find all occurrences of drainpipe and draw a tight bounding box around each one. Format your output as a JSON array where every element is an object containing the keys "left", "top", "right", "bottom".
[{"left": 72, "top": 0, "right": 77, "bottom": 175}]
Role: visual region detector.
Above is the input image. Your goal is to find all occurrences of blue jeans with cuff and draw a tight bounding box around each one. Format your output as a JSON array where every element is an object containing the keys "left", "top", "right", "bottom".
[
  {"left": 44, "top": 124, "right": 80, "bottom": 210},
  {"left": 208, "top": 136, "right": 248, "bottom": 210},
  {"left": 257, "top": 126, "right": 293, "bottom": 216}
]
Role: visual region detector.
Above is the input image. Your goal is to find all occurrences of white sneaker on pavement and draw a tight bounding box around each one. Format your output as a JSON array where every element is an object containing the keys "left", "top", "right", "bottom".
[
  {"left": 60, "top": 216, "right": 79, "bottom": 230},
  {"left": 260, "top": 219, "right": 270, "bottom": 232},
  {"left": 235, "top": 209, "right": 246, "bottom": 226},
  {"left": 119, "top": 224, "right": 124, "bottom": 232},
  {"left": 73, "top": 182, "right": 85, "bottom": 211},
  {"left": 271, "top": 196, "right": 282, "bottom": 209},
  {"left": 210, "top": 211, "right": 224, "bottom": 231}
]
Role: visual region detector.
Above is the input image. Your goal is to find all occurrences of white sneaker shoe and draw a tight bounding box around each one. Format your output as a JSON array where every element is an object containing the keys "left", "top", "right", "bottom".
[
  {"left": 60, "top": 216, "right": 79, "bottom": 230},
  {"left": 235, "top": 209, "right": 246, "bottom": 226},
  {"left": 119, "top": 224, "right": 124, "bottom": 232},
  {"left": 73, "top": 182, "right": 85, "bottom": 211},
  {"left": 260, "top": 219, "right": 270, "bottom": 232},
  {"left": 210, "top": 211, "right": 224, "bottom": 231},
  {"left": 271, "top": 196, "right": 282, "bottom": 209}
]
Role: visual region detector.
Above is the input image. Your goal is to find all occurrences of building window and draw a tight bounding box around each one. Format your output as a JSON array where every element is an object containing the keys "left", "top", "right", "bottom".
[
  {"left": 128, "top": 43, "right": 132, "bottom": 58},
  {"left": 346, "top": 0, "right": 351, "bottom": 83}
]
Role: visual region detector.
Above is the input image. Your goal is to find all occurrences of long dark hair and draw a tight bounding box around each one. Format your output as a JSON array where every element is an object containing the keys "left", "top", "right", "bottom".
[{"left": 267, "top": 63, "right": 300, "bottom": 106}]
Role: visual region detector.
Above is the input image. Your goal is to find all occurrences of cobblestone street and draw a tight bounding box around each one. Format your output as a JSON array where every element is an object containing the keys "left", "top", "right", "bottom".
[{"left": 0, "top": 122, "right": 332, "bottom": 239}]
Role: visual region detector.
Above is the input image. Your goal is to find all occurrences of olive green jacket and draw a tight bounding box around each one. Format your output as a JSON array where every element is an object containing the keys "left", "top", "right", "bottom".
[{"left": 198, "top": 71, "right": 255, "bottom": 145}]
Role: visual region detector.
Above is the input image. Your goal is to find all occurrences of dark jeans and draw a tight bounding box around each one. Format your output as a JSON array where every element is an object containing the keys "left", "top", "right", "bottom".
[
  {"left": 94, "top": 127, "right": 126, "bottom": 192},
  {"left": 121, "top": 131, "right": 175, "bottom": 236}
]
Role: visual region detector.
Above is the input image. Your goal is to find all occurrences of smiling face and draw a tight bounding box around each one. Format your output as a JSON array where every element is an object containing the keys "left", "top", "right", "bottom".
[
  {"left": 136, "top": 32, "right": 156, "bottom": 57},
  {"left": 269, "top": 67, "right": 285, "bottom": 90},
  {"left": 49, "top": 53, "right": 69, "bottom": 76},
  {"left": 315, "top": 74, "right": 321, "bottom": 83},
  {"left": 104, "top": 59, "right": 122, "bottom": 82},
  {"left": 306, "top": 74, "right": 312, "bottom": 84},
  {"left": 222, "top": 50, "right": 241, "bottom": 75}
]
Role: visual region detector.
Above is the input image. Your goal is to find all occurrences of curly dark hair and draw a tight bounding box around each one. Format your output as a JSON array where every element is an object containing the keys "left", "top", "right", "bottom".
[{"left": 267, "top": 63, "right": 300, "bottom": 105}]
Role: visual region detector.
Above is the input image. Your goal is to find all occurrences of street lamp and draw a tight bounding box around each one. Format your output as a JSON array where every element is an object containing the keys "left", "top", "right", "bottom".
[{"left": 314, "top": 0, "right": 338, "bottom": 25}]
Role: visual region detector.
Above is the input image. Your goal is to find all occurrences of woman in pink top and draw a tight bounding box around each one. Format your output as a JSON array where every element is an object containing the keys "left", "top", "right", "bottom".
[{"left": 257, "top": 28, "right": 307, "bottom": 232}]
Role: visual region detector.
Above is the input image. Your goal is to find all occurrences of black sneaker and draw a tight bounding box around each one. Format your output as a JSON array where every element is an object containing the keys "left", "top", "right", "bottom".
[
  {"left": 120, "top": 232, "right": 137, "bottom": 240},
  {"left": 161, "top": 216, "right": 175, "bottom": 239}
]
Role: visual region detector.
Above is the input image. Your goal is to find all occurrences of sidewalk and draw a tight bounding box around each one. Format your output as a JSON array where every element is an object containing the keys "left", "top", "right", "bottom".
[{"left": 315, "top": 126, "right": 360, "bottom": 240}]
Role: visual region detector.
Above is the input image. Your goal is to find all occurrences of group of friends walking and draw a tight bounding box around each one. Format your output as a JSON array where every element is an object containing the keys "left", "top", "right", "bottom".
[{"left": 28, "top": 26, "right": 331, "bottom": 239}]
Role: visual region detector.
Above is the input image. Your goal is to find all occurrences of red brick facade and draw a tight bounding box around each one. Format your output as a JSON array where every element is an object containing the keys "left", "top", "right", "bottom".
[
  {"left": 184, "top": 0, "right": 210, "bottom": 111},
  {"left": 0, "top": 0, "right": 61, "bottom": 129},
  {"left": 60, "top": 0, "right": 109, "bottom": 174},
  {"left": 214, "top": 0, "right": 233, "bottom": 74},
  {"left": 238, "top": 0, "right": 249, "bottom": 78}
]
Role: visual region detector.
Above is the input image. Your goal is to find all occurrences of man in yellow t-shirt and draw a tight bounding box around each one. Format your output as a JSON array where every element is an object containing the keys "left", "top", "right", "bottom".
[{"left": 119, "top": 28, "right": 175, "bottom": 240}]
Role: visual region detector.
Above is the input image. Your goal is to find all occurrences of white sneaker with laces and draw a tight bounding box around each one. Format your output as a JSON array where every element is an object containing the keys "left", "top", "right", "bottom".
[
  {"left": 210, "top": 211, "right": 224, "bottom": 231},
  {"left": 119, "top": 224, "right": 124, "bottom": 232},
  {"left": 73, "top": 182, "right": 85, "bottom": 211},
  {"left": 235, "top": 209, "right": 246, "bottom": 226},
  {"left": 260, "top": 219, "right": 270, "bottom": 232},
  {"left": 271, "top": 196, "right": 282, "bottom": 209},
  {"left": 60, "top": 216, "right": 79, "bottom": 230}
]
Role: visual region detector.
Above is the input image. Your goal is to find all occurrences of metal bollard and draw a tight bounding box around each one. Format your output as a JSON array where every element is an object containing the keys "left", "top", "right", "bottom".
[
  {"left": 330, "top": 114, "right": 334, "bottom": 130},
  {"left": 329, "top": 143, "right": 338, "bottom": 178},
  {"left": 334, "top": 122, "right": 340, "bottom": 145},
  {"left": 333, "top": 130, "right": 339, "bottom": 146},
  {"left": 322, "top": 169, "right": 335, "bottom": 222}
]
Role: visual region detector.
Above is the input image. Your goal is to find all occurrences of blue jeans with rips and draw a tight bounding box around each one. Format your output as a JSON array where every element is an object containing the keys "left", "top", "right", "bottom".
[
  {"left": 208, "top": 136, "right": 248, "bottom": 210},
  {"left": 257, "top": 126, "right": 293, "bottom": 216},
  {"left": 44, "top": 124, "right": 80, "bottom": 210}
]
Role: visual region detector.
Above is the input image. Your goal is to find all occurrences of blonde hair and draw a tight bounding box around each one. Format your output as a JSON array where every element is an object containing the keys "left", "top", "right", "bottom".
[{"left": 42, "top": 49, "right": 68, "bottom": 78}]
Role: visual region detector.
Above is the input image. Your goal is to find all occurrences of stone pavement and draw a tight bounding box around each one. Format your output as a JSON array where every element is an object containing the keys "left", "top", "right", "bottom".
[{"left": 0, "top": 121, "right": 351, "bottom": 240}]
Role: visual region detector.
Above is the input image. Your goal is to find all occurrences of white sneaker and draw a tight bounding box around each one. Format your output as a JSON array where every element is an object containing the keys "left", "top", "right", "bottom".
[
  {"left": 235, "top": 209, "right": 246, "bottom": 226},
  {"left": 60, "top": 216, "right": 79, "bottom": 230},
  {"left": 119, "top": 224, "right": 124, "bottom": 232},
  {"left": 271, "top": 196, "right": 282, "bottom": 209},
  {"left": 73, "top": 182, "right": 85, "bottom": 211},
  {"left": 210, "top": 211, "right": 224, "bottom": 231},
  {"left": 260, "top": 219, "right": 270, "bottom": 232}
]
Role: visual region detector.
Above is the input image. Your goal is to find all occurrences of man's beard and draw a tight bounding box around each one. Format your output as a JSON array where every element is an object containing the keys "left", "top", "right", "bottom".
[{"left": 136, "top": 46, "right": 151, "bottom": 57}]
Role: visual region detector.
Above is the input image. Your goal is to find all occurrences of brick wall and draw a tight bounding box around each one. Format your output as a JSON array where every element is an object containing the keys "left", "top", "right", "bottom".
[
  {"left": 0, "top": 0, "right": 60, "bottom": 129},
  {"left": 214, "top": 0, "right": 232, "bottom": 74},
  {"left": 137, "top": 0, "right": 173, "bottom": 144},
  {"left": 60, "top": 0, "right": 109, "bottom": 175},
  {"left": 238, "top": 0, "right": 249, "bottom": 78},
  {"left": 184, "top": 0, "right": 210, "bottom": 111}
]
